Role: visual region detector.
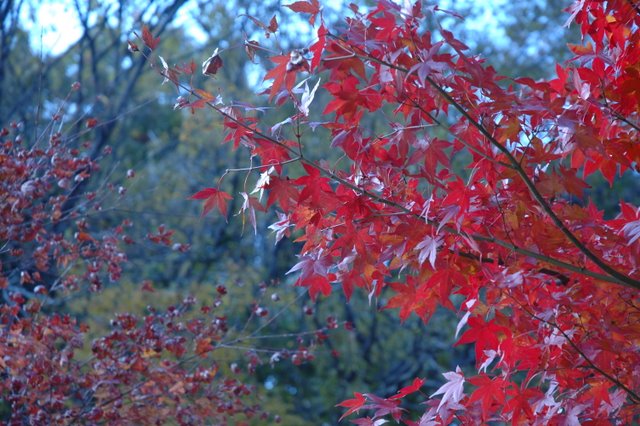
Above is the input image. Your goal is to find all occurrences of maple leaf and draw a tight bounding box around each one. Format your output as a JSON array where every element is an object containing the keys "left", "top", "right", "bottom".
[
  {"left": 503, "top": 387, "right": 541, "bottom": 424},
  {"left": 286, "top": 0, "right": 321, "bottom": 25},
  {"left": 478, "top": 349, "right": 499, "bottom": 373},
  {"left": 244, "top": 39, "right": 260, "bottom": 63},
  {"left": 455, "top": 311, "right": 471, "bottom": 339},
  {"left": 252, "top": 138, "right": 292, "bottom": 173},
  {"left": 430, "top": 366, "right": 465, "bottom": 410},
  {"left": 337, "top": 392, "right": 367, "bottom": 420},
  {"left": 309, "top": 24, "right": 327, "bottom": 70},
  {"left": 467, "top": 374, "right": 510, "bottom": 421},
  {"left": 426, "top": 269, "right": 466, "bottom": 309},
  {"left": 193, "top": 88, "right": 215, "bottom": 102},
  {"left": 455, "top": 316, "right": 511, "bottom": 362},
  {"left": 294, "top": 163, "right": 338, "bottom": 212},
  {"left": 265, "top": 176, "right": 299, "bottom": 211},
  {"left": 202, "top": 48, "right": 223, "bottom": 76},
  {"left": 251, "top": 166, "right": 275, "bottom": 201},
  {"left": 268, "top": 212, "right": 292, "bottom": 244},
  {"left": 241, "top": 13, "right": 278, "bottom": 37},
  {"left": 237, "top": 192, "right": 265, "bottom": 235},
  {"left": 558, "top": 167, "right": 590, "bottom": 197},
  {"left": 389, "top": 377, "right": 425, "bottom": 400},
  {"left": 264, "top": 55, "right": 299, "bottom": 102},
  {"left": 268, "top": 15, "right": 279, "bottom": 33},
  {"left": 141, "top": 25, "right": 160, "bottom": 50},
  {"left": 302, "top": 275, "right": 332, "bottom": 300},
  {"left": 190, "top": 188, "right": 232, "bottom": 219},
  {"left": 159, "top": 56, "right": 170, "bottom": 85},
  {"left": 298, "top": 78, "right": 321, "bottom": 116},
  {"left": 386, "top": 277, "right": 437, "bottom": 322},
  {"left": 364, "top": 394, "right": 404, "bottom": 421},
  {"left": 323, "top": 76, "right": 362, "bottom": 119},
  {"left": 287, "top": 251, "right": 334, "bottom": 299},
  {"left": 621, "top": 219, "right": 640, "bottom": 245},
  {"left": 415, "top": 235, "right": 442, "bottom": 269},
  {"left": 285, "top": 0, "right": 320, "bottom": 15}
]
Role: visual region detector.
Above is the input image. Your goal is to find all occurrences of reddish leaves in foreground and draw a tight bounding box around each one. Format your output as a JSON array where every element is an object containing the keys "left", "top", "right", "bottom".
[
  {"left": 141, "top": 25, "right": 160, "bottom": 50},
  {"left": 173, "top": 0, "right": 640, "bottom": 423}
]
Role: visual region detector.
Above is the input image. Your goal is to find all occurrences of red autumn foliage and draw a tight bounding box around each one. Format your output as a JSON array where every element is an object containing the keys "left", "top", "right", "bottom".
[
  {"left": 178, "top": 0, "right": 640, "bottom": 423},
  {"left": 0, "top": 89, "right": 331, "bottom": 424},
  {"left": 5, "top": 0, "right": 640, "bottom": 423}
]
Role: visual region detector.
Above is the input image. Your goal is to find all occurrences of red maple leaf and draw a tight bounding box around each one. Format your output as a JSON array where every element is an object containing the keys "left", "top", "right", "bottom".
[
  {"left": 337, "top": 392, "right": 366, "bottom": 420},
  {"left": 455, "top": 316, "right": 511, "bottom": 362},
  {"left": 389, "top": 377, "right": 425, "bottom": 400},
  {"left": 309, "top": 24, "right": 327, "bottom": 71},
  {"left": 141, "top": 25, "right": 160, "bottom": 50},
  {"left": 503, "top": 386, "right": 541, "bottom": 423},
  {"left": 263, "top": 55, "right": 298, "bottom": 102},
  {"left": 467, "top": 374, "right": 510, "bottom": 421},
  {"left": 285, "top": 0, "right": 320, "bottom": 14},
  {"left": 190, "top": 188, "right": 232, "bottom": 219},
  {"left": 252, "top": 138, "right": 292, "bottom": 172},
  {"left": 386, "top": 276, "right": 438, "bottom": 322},
  {"left": 265, "top": 176, "right": 299, "bottom": 211},
  {"left": 285, "top": 0, "right": 321, "bottom": 25},
  {"left": 300, "top": 274, "right": 332, "bottom": 300}
]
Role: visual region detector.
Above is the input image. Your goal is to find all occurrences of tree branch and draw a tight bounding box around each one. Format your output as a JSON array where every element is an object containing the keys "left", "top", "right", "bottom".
[
  {"left": 327, "top": 33, "right": 640, "bottom": 290},
  {"left": 169, "top": 74, "right": 637, "bottom": 289}
]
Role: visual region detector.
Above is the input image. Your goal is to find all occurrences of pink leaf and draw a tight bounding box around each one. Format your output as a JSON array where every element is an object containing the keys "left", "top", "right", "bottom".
[{"left": 430, "top": 366, "right": 465, "bottom": 410}]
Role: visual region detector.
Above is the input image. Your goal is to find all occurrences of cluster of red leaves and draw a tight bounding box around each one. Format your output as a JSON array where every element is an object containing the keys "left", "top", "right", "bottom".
[
  {"left": 0, "top": 294, "right": 267, "bottom": 424},
  {"left": 0, "top": 121, "right": 127, "bottom": 295},
  {"left": 0, "top": 102, "right": 327, "bottom": 424},
  {"left": 181, "top": 0, "right": 640, "bottom": 423}
]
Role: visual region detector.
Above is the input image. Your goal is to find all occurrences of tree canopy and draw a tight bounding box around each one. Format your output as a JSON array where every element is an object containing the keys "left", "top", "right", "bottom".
[{"left": 172, "top": 0, "right": 640, "bottom": 422}]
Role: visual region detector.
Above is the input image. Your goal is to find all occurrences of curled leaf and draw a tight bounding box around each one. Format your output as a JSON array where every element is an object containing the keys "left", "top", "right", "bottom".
[
  {"left": 159, "top": 56, "right": 169, "bottom": 84},
  {"left": 202, "top": 48, "right": 223, "bottom": 76},
  {"left": 244, "top": 40, "right": 260, "bottom": 63},
  {"left": 287, "top": 48, "right": 309, "bottom": 72}
]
